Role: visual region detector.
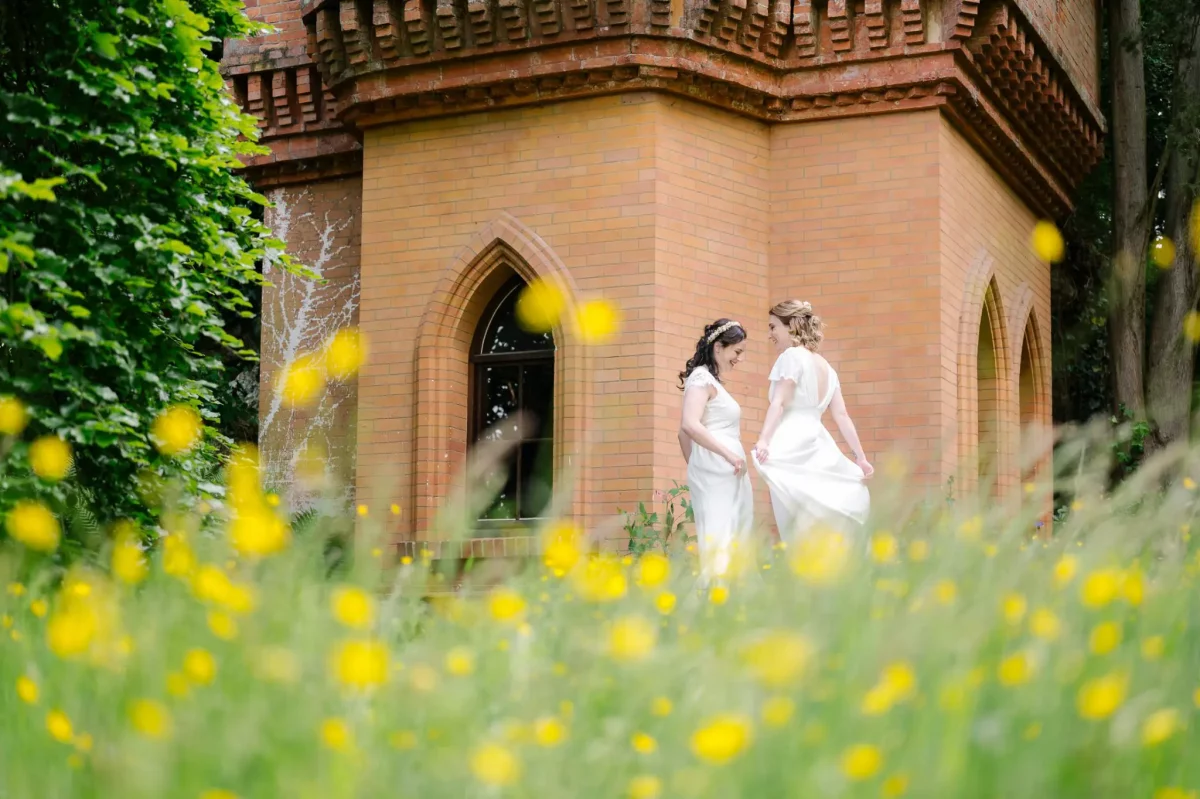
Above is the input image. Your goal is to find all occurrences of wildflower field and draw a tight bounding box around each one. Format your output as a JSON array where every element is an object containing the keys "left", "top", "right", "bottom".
[{"left": 2, "top": 422, "right": 1200, "bottom": 799}]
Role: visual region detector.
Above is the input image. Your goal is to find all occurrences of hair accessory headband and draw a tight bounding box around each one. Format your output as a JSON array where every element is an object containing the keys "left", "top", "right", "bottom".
[{"left": 706, "top": 321, "right": 741, "bottom": 344}]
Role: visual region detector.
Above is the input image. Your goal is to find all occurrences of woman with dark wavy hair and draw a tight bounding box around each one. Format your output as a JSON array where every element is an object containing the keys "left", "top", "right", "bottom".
[{"left": 677, "top": 318, "right": 752, "bottom": 585}]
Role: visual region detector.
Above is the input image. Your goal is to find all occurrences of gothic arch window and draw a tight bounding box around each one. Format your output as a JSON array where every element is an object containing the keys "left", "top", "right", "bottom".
[
  {"left": 470, "top": 274, "right": 555, "bottom": 522},
  {"left": 977, "top": 285, "right": 1002, "bottom": 483}
]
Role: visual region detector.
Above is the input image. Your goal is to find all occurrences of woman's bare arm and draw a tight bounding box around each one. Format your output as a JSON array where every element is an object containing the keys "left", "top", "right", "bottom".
[
  {"left": 679, "top": 384, "right": 746, "bottom": 475},
  {"left": 753, "top": 379, "right": 795, "bottom": 463},
  {"left": 829, "top": 385, "right": 873, "bottom": 477}
]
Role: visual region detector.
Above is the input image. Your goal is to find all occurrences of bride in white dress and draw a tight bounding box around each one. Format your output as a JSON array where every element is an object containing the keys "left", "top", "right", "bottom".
[
  {"left": 752, "top": 300, "right": 872, "bottom": 541},
  {"left": 677, "top": 319, "right": 753, "bottom": 584}
]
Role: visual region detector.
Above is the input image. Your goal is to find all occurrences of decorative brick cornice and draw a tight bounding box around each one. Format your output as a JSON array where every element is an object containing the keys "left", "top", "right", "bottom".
[{"left": 220, "top": 0, "right": 1103, "bottom": 213}]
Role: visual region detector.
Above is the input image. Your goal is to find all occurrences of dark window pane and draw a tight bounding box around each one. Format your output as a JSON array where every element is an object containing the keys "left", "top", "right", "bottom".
[
  {"left": 479, "top": 284, "right": 554, "bottom": 355},
  {"left": 518, "top": 441, "right": 554, "bottom": 519},
  {"left": 522, "top": 363, "right": 554, "bottom": 440},
  {"left": 480, "top": 447, "right": 518, "bottom": 521},
  {"left": 479, "top": 365, "right": 520, "bottom": 439}
]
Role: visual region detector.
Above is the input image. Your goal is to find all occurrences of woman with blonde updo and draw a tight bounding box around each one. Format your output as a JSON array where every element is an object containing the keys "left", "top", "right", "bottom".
[{"left": 751, "top": 300, "right": 871, "bottom": 540}]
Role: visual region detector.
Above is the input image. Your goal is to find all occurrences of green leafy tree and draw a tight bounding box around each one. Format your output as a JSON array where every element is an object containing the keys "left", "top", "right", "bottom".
[{"left": 0, "top": 0, "right": 299, "bottom": 540}]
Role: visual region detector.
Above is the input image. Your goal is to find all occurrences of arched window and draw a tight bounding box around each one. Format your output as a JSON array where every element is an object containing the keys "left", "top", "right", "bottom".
[
  {"left": 470, "top": 275, "right": 555, "bottom": 522},
  {"left": 977, "top": 286, "right": 1001, "bottom": 484}
]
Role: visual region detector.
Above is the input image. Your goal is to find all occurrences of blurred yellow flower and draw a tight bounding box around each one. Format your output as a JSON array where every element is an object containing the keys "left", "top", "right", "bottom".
[
  {"left": 636, "top": 553, "right": 670, "bottom": 588},
  {"left": 1002, "top": 593, "right": 1027, "bottom": 625},
  {"left": 5, "top": 500, "right": 61, "bottom": 552},
  {"left": 1151, "top": 236, "right": 1177, "bottom": 268},
  {"left": 1053, "top": 555, "right": 1078, "bottom": 588},
  {"left": 321, "top": 718, "right": 352, "bottom": 751},
  {"left": 709, "top": 586, "right": 729, "bottom": 605},
  {"left": 533, "top": 716, "right": 567, "bottom": 747},
  {"left": 882, "top": 774, "right": 910, "bottom": 798},
  {"left": 958, "top": 516, "right": 982, "bottom": 540},
  {"left": 324, "top": 327, "right": 368, "bottom": 380},
  {"left": 651, "top": 696, "right": 673, "bottom": 716},
  {"left": 631, "top": 732, "right": 657, "bottom": 754},
  {"left": 207, "top": 611, "right": 238, "bottom": 641},
  {"left": 790, "top": 527, "right": 850, "bottom": 585},
  {"left": 332, "top": 586, "right": 375, "bottom": 629},
  {"left": 29, "top": 436, "right": 71, "bottom": 481},
  {"left": 574, "top": 555, "right": 628, "bottom": 602},
  {"left": 1185, "top": 311, "right": 1200, "bottom": 343},
  {"left": 277, "top": 353, "right": 326, "bottom": 407},
  {"left": 761, "top": 696, "right": 794, "bottom": 728},
  {"left": 129, "top": 699, "right": 172, "bottom": 739},
  {"left": 1121, "top": 568, "right": 1144, "bottom": 606},
  {"left": 7, "top": 582, "right": 24, "bottom": 597},
  {"left": 628, "top": 775, "right": 663, "bottom": 799},
  {"left": 390, "top": 730, "right": 419, "bottom": 750},
  {"left": 230, "top": 506, "right": 291, "bottom": 558},
  {"left": 870, "top": 532, "right": 898, "bottom": 563},
  {"left": 1031, "top": 220, "right": 1064, "bottom": 263},
  {"left": 576, "top": 299, "right": 619, "bottom": 344},
  {"left": 841, "top": 743, "right": 883, "bottom": 781},
  {"left": 1089, "top": 621, "right": 1121, "bottom": 655},
  {"left": 356, "top": 504, "right": 368, "bottom": 517},
  {"left": 1030, "top": 608, "right": 1062, "bottom": 641},
  {"left": 444, "top": 646, "right": 475, "bottom": 677},
  {"left": 30, "top": 598, "right": 47, "bottom": 617},
  {"left": 691, "top": 714, "right": 752, "bottom": 765},
  {"left": 46, "top": 601, "right": 102, "bottom": 659},
  {"left": 934, "top": 580, "right": 957, "bottom": 604},
  {"left": 16, "top": 676, "right": 38, "bottom": 704},
  {"left": 1081, "top": 569, "right": 1120, "bottom": 608},
  {"left": 470, "top": 742, "right": 520, "bottom": 786},
  {"left": 516, "top": 279, "right": 566, "bottom": 333},
  {"left": 655, "top": 592, "right": 677, "bottom": 615},
  {"left": 0, "top": 395, "right": 29, "bottom": 435},
  {"left": 162, "top": 534, "right": 197, "bottom": 578},
  {"left": 1155, "top": 789, "right": 1199, "bottom": 799},
  {"left": 997, "top": 652, "right": 1034, "bottom": 686},
  {"left": 1142, "top": 708, "right": 1182, "bottom": 746},
  {"left": 333, "top": 639, "right": 390, "bottom": 689},
  {"left": 200, "top": 791, "right": 239, "bottom": 799},
  {"left": 151, "top": 406, "right": 202, "bottom": 456},
  {"left": 907, "top": 539, "right": 929, "bottom": 561},
  {"left": 742, "top": 630, "right": 812, "bottom": 687},
  {"left": 608, "top": 616, "right": 657, "bottom": 663},
  {"left": 184, "top": 648, "right": 217, "bottom": 685},
  {"left": 46, "top": 709, "right": 73, "bottom": 743},
  {"left": 862, "top": 662, "right": 917, "bottom": 715},
  {"left": 1142, "top": 636, "right": 1165, "bottom": 661},
  {"left": 167, "top": 672, "right": 190, "bottom": 698},
  {"left": 111, "top": 532, "right": 148, "bottom": 586},
  {"left": 410, "top": 664, "right": 439, "bottom": 693},
  {"left": 1077, "top": 673, "right": 1128, "bottom": 720},
  {"left": 489, "top": 587, "right": 527, "bottom": 623}
]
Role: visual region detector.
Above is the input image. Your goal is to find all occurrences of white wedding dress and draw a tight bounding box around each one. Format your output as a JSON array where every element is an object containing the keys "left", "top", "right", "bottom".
[
  {"left": 754, "top": 346, "right": 869, "bottom": 540},
  {"left": 683, "top": 366, "right": 753, "bottom": 584}
]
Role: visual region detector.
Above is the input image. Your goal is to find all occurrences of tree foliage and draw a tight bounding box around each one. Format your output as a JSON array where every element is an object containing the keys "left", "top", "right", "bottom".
[{"left": 0, "top": 0, "right": 298, "bottom": 537}]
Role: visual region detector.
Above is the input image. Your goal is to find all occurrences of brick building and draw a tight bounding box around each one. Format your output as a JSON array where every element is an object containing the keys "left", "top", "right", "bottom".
[{"left": 220, "top": 0, "right": 1103, "bottom": 552}]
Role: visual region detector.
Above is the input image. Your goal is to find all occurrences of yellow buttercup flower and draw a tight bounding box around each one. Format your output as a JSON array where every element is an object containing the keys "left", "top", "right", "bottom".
[
  {"left": 229, "top": 505, "right": 291, "bottom": 558},
  {"left": 277, "top": 353, "right": 326, "bottom": 407},
  {"left": 1030, "top": 608, "right": 1062, "bottom": 641},
  {"left": 541, "top": 523, "right": 583, "bottom": 576},
  {"left": 1121, "top": 568, "right": 1144, "bottom": 606},
  {"left": 628, "top": 775, "right": 663, "bottom": 799},
  {"left": 631, "top": 732, "right": 657, "bottom": 754},
  {"left": 444, "top": 646, "right": 475, "bottom": 677},
  {"left": 608, "top": 616, "right": 657, "bottom": 663},
  {"left": 16, "top": 676, "right": 38, "bottom": 704},
  {"left": 1151, "top": 236, "right": 1177, "bottom": 268},
  {"left": 162, "top": 533, "right": 197, "bottom": 578},
  {"left": 1081, "top": 569, "right": 1121, "bottom": 608},
  {"left": 1185, "top": 311, "right": 1200, "bottom": 343},
  {"left": 1053, "top": 555, "right": 1077, "bottom": 588},
  {"left": 29, "top": 436, "right": 72, "bottom": 481},
  {"left": 934, "top": 580, "right": 957, "bottom": 604},
  {"left": 516, "top": 279, "right": 566, "bottom": 333},
  {"left": 870, "top": 532, "right": 898, "bottom": 563},
  {"left": 841, "top": 743, "right": 883, "bottom": 781},
  {"left": 1002, "top": 593, "right": 1027, "bottom": 625},
  {"left": 882, "top": 774, "right": 910, "bottom": 798},
  {"left": 1155, "top": 788, "right": 1199, "bottom": 799},
  {"left": 690, "top": 714, "right": 752, "bottom": 765},
  {"left": 5, "top": 500, "right": 61, "bottom": 552},
  {"left": 30, "top": 598, "right": 47, "bottom": 618},
  {"left": 1088, "top": 621, "right": 1121, "bottom": 655},
  {"left": 997, "top": 651, "right": 1034, "bottom": 686},
  {"left": 655, "top": 591, "right": 677, "bottom": 615},
  {"left": 0, "top": 396, "right": 29, "bottom": 436},
  {"left": 907, "top": 539, "right": 929, "bottom": 561},
  {"left": 111, "top": 529, "right": 148, "bottom": 586},
  {"left": 184, "top": 648, "right": 217, "bottom": 685},
  {"left": 533, "top": 716, "right": 567, "bottom": 747},
  {"left": 761, "top": 696, "right": 794, "bottom": 728},
  {"left": 636, "top": 553, "right": 670, "bottom": 588},
  {"left": 1077, "top": 673, "right": 1128, "bottom": 720},
  {"left": 200, "top": 791, "right": 239, "bottom": 799},
  {"left": 1142, "top": 636, "right": 1165, "bottom": 661},
  {"left": 651, "top": 696, "right": 673, "bottom": 716},
  {"left": 324, "top": 327, "right": 368, "bottom": 380},
  {"left": 574, "top": 555, "right": 628, "bottom": 602},
  {"left": 129, "top": 699, "right": 172, "bottom": 739},
  {"left": 862, "top": 662, "right": 917, "bottom": 715},
  {"left": 151, "top": 406, "right": 202, "bottom": 456},
  {"left": 207, "top": 611, "right": 238, "bottom": 641},
  {"left": 709, "top": 586, "right": 729, "bottom": 605},
  {"left": 321, "top": 718, "right": 352, "bottom": 751},
  {"left": 470, "top": 742, "right": 520, "bottom": 786},
  {"left": 332, "top": 586, "right": 375, "bottom": 629},
  {"left": 1142, "top": 708, "right": 1182, "bottom": 746},
  {"left": 1031, "top": 220, "right": 1065, "bottom": 262},
  {"left": 46, "top": 709, "right": 73, "bottom": 743},
  {"left": 741, "top": 630, "right": 813, "bottom": 687},
  {"left": 790, "top": 526, "right": 851, "bottom": 585},
  {"left": 333, "top": 638, "right": 390, "bottom": 689},
  {"left": 488, "top": 587, "right": 527, "bottom": 623},
  {"left": 576, "top": 299, "right": 620, "bottom": 344}
]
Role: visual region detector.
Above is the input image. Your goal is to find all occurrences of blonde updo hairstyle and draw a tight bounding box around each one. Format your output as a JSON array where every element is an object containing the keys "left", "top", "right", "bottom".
[{"left": 770, "top": 299, "right": 824, "bottom": 351}]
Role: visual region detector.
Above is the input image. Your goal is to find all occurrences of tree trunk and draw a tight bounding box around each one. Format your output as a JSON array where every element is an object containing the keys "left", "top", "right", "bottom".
[
  {"left": 1147, "top": 19, "right": 1200, "bottom": 451},
  {"left": 1109, "top": 0, "right": 1151, "bottom": 418}
]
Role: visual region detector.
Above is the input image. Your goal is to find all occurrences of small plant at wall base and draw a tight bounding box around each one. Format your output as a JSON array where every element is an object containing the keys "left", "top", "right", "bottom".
[{"left": 622, "top": 483, "right": 695, "bottom": 555}]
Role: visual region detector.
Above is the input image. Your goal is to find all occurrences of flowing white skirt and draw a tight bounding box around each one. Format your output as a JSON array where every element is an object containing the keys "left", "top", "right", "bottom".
[
  {"left": 754, "top": 412, "right": 869, "bottom": 541},
  {"left": 687, "top": 431, "right": 753, "bottom": 585}
]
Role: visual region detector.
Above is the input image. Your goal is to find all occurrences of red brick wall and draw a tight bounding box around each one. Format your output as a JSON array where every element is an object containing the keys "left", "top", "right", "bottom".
[{"left": 1015, "top": 0, "right": 1100, "bottom": 109}]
